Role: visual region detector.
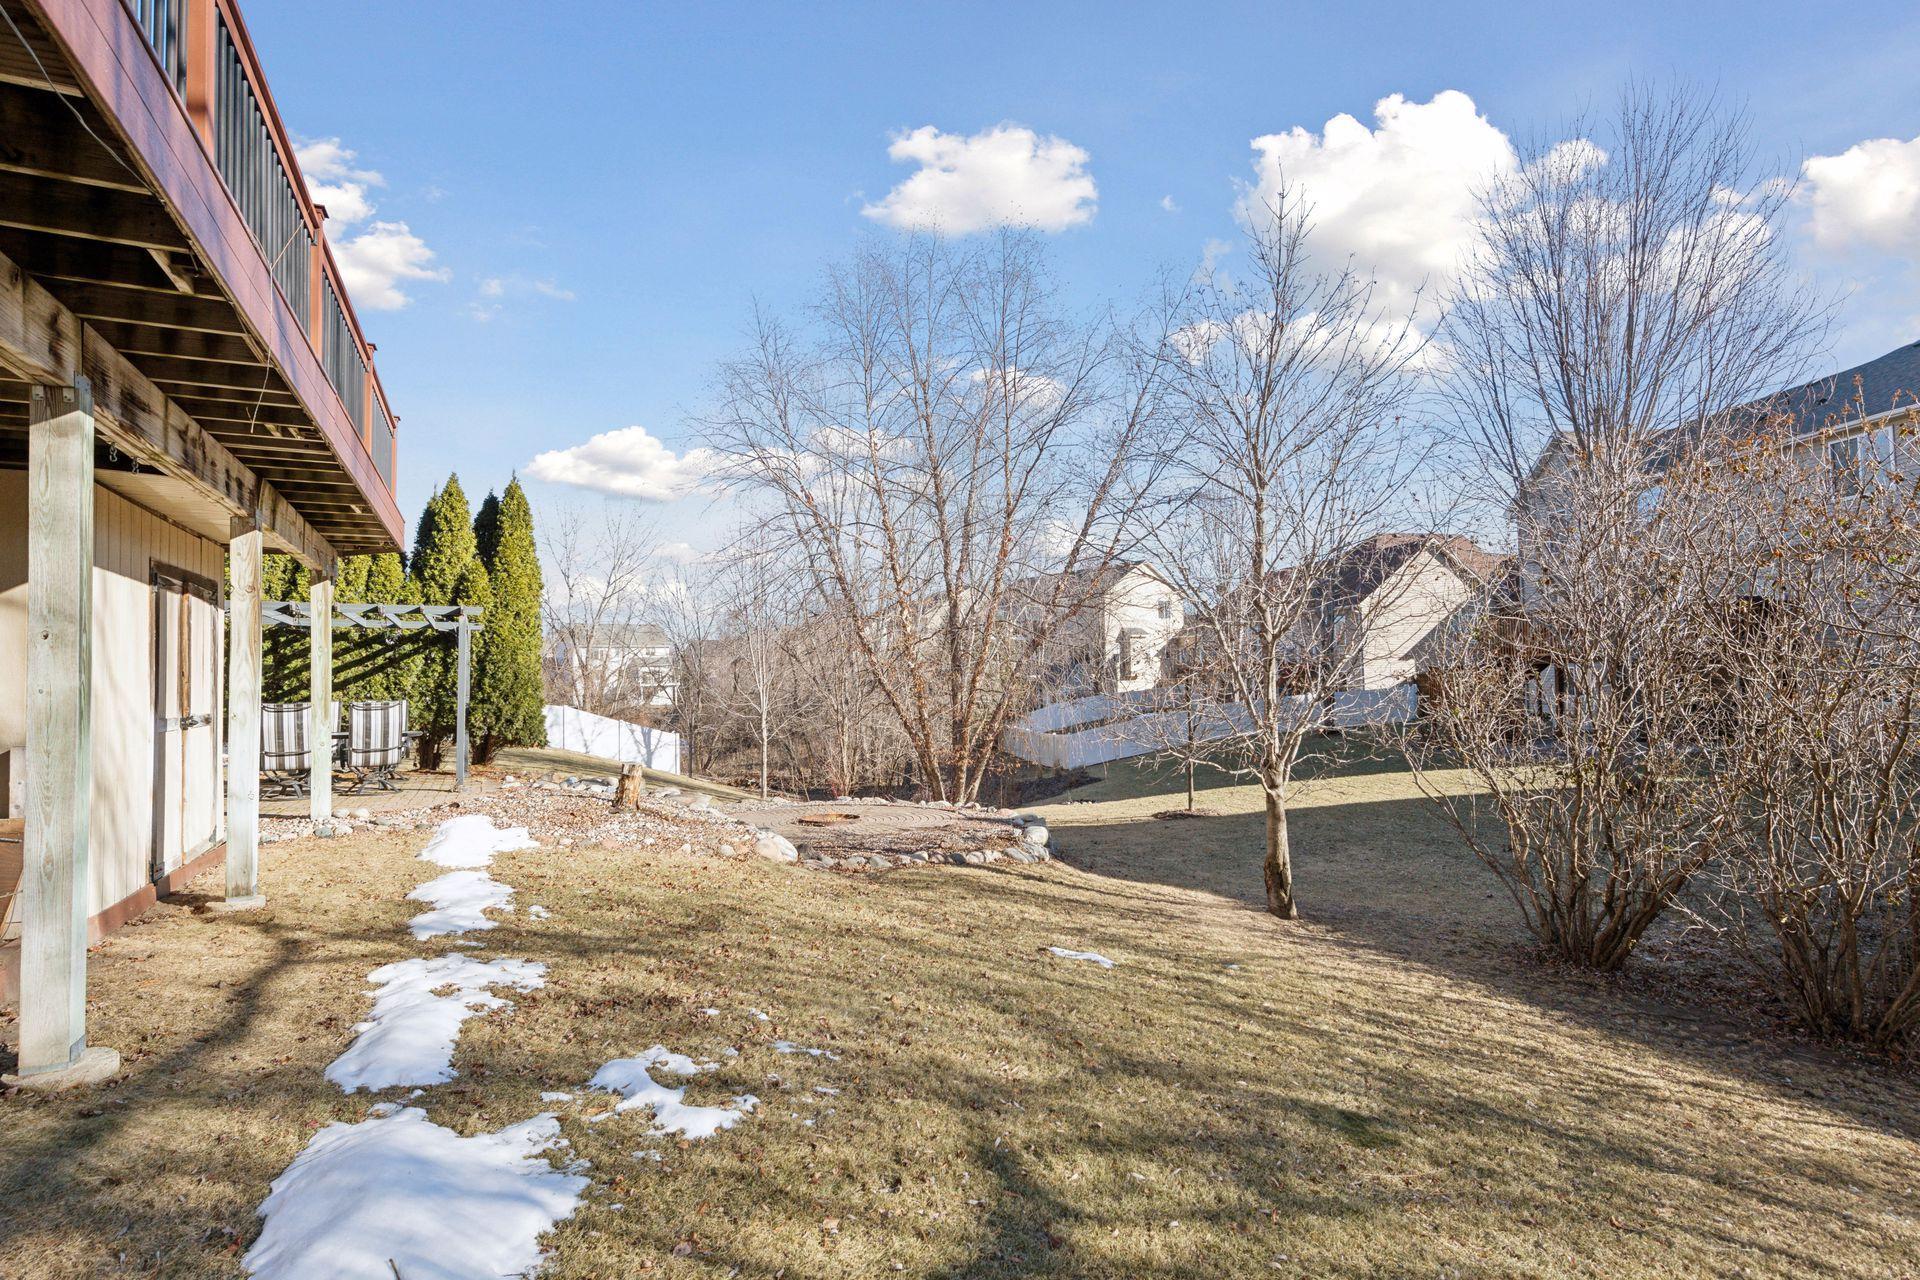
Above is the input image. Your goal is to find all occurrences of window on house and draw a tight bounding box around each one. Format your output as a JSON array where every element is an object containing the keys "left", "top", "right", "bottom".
[
  {"left": 1830, "top": 426, "right": 1895, "bottom": 496},
  {"left": 1157, "top": 598, "right": 1174, "bottom": 621}
]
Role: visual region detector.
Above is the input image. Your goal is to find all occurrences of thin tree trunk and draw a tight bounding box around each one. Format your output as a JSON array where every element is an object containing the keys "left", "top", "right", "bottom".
[{"left": 1264, "top": 788, "right": 1298, "bottom": 919}]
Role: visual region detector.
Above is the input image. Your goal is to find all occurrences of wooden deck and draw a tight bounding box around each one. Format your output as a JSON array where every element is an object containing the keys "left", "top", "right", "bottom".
[{"left": 260, "top": 770, "right": 499, "bottom": 820}]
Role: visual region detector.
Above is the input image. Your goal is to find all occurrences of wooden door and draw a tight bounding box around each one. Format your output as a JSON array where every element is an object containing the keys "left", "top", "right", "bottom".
[{"left": 151, "top": 569, "right": 221, "bottom": 879}]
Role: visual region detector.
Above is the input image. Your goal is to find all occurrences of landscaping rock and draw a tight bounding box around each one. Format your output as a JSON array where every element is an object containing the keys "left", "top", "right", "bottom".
[{"left": 752, "top": 830, "right": 799, "bottom": 863}]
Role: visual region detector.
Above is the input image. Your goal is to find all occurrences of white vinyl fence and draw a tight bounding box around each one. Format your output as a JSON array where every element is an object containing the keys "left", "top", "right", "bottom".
[
  {"left": 543, "top": 705, "right": 682, "bottom": 773},
  {"left": 1002, "top": 685, "right": 1417, "bottom": 771}
]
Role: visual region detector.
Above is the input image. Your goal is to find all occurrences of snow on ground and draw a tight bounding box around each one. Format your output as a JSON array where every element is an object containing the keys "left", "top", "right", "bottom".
[
  {"left": 419, "top": 813, "right": 537, "bottom": 868},
  {"left": 528, "top": 904, "right": 550, "bottom": 920},
  {"left": 243, "top": 1105, "right": 587, "bottom": 1280},
  {"left": 586, "top": 1048, "right": 759, "bottom": 1140},
  {"left": 326, "top": 955, "right": 547, "bottom": 1093},
  {"left": 406, "top": 869, "right": 514, "bottom": 939},
  {"left": 1048, "top": 946, "right": 1116, "bottom": 968},
  {"left": 773, "top": 1040, "right": 842, "bottom": 1060}
]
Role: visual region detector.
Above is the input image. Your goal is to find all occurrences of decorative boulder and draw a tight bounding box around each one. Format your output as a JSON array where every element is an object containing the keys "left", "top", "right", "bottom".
[
  {"left": 753, "top": 830, "right": 799, "bottom": 863},
  {"left": 1020, "top": 823, "right": 1049, "bottom": 848}
]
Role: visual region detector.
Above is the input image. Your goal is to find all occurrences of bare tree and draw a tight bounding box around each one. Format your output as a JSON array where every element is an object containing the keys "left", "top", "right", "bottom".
[
  {"left": 1440, "top": 82, "right": 1819, "bottom": 507},
  {"left": 539, "top": 505, "right": 665, "bottom": 718},
  {"left": 1414, "top": 83, "right": 1829, "bottom": 967},
  {"left": 1147, "top": 190, "right": 1428, "bottom": 918},
  {"left": 709, "top": 233, "right": 1172, "bottom": 803},
  {"left": 657, "top": 564, "right": 724, "bottom": 775},
  {"left": 715, "top": 529, "right": 805, "bottom": 799}
]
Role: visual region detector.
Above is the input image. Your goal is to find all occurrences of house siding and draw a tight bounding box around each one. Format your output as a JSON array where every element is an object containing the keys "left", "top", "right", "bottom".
[{"left": 0, "top": 473, "right": 224, "bottom": 919}]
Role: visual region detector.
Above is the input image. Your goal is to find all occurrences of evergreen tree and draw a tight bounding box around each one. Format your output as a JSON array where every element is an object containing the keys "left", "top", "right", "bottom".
[
  {"left": 411, "top": 475, "right": 475, "bottom": 606},
  {"left": 260, "top": 553, "right": 310, "bottom": 700},
  {"left": 473, "top": 490, "right": 504, "bottom": 565},
  {"left": 471, "top": 478, "right": 547, "bottom": 759},
  {"left": 408, "top": 477, "right": 478, "bottom": 767}
]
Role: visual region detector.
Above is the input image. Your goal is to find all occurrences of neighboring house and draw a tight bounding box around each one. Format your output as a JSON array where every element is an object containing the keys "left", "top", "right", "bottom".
[
  {"left": 1022, "top": 561, "right": 1186, "bottom": 695},
  {"left": 550, "top": 623, "right": 677, "bottom": 711},
  {"left": 0, "top": 0, "right": 405, "bottom": 1083},
  {"left": 1303, "top": 535, "right": 1510, "bottom": 692},
  {"left": 1516, "top": 339, "right": 1920, "bottom": 580}
]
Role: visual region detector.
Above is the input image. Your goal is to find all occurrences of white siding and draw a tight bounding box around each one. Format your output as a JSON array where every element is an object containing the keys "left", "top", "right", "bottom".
[{"left": 0, "top": 474, "right": 224, "bottom": 917}]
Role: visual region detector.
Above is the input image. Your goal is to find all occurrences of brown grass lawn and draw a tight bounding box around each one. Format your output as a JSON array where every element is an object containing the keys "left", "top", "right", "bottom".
[{"left": 2, "top": 759, "right": 1917, "bottom": 1278}]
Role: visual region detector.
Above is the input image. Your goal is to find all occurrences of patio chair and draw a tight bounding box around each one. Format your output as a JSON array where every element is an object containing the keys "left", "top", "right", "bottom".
[
  {"left": 260, "top": 702, "right": 311, "bottom": 797},
  {"left": 343, "top": 700, "right": 410, "bottom": 793}
]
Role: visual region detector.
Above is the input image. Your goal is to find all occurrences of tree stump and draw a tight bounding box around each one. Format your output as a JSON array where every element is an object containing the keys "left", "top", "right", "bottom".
[{"left": 613, "top": 764, "right": 647, "bottom": 808}]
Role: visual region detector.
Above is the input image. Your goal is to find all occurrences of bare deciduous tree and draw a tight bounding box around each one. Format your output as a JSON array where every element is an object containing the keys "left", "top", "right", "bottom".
[
  {"left": 540, "top": 505, "right": 668, "bottom": 719},
  {"left": 1148, "top": 190, "right": 1428, "bottom": 919},
  {"left": 710, "top": 233, "right": 1172, "bottom": 803}
]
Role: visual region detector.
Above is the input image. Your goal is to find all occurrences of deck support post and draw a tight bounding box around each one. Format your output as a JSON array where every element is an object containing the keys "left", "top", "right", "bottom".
[
  {"left": 454, "top": 613, "right": 471, "bottom": 791},
  {"left": 9, "top": 378, "right": 119, "bottom": 1088},
  {"left": 308, "top": 574, "right": 333, "bottom": 823},
  {"left": 222, "top": 521, "right": 265, "bottom": 909}
]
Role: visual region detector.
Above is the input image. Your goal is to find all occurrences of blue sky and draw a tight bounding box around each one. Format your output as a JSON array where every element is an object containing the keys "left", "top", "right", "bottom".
[{"left": 244, "top": 0, "right": 1920, "bottom": 553}]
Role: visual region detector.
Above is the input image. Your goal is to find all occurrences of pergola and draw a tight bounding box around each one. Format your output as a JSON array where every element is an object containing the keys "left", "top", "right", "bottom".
[{"left": 244, "top": 601, "right": 485, "bottom": 829}]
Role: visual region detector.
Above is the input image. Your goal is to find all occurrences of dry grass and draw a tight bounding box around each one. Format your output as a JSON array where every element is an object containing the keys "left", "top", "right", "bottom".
[{"left": 2, "top": 761, "right": 1917, "bottom": 1278}]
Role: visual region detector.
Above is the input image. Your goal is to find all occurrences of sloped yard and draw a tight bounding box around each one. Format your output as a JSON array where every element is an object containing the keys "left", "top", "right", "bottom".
[{"left": 1, "top": 768, "right": 1915, "bottom": 1278}]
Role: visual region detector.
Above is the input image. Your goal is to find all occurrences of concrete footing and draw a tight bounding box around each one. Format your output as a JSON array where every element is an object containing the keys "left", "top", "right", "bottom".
[
  {"left": 206, "top": 895, "right": 267, "bottom": 913},
  {"left": 4, "top": 1044, "right": 120, "bottom": 1091}
]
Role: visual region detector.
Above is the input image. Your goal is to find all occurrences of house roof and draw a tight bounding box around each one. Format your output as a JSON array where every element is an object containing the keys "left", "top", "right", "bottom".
[
  {"left": 1015, "top": 559, "right": 1173, "bottom": 600},
  {"left": 1318, "top": 534, "right": 1508, "bottom": 606},
  {"left": 1739, "top": 338, "right": 1920, "bottom": 438}
]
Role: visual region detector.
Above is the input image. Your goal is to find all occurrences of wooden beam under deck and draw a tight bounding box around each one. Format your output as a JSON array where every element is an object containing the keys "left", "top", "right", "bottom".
[
  {"left": 0, "top": 80, "right": 146, "bottom": 192},
  {"left": 0, "top": 171, "right": 189, "bottom": 253},
  {"left": 0, "top": 244, "right": 336, "bottom": 567}
]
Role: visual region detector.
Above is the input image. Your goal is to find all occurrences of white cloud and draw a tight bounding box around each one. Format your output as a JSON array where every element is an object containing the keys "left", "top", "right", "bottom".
[
  {"left": 862, "top": 124, "right": 1097, "bottom": 234},
  {"left": 294, "top": 138, "right": 384, "bottom": 226},
  {"left": 467, "top": 275, "right": 576, "bottom": 321},
  {"left": 296, "top": 137, "right": 447, "bottom": 311},
  {"left": 657, "top": 540, "right": 707, "bottom": 564},
  {"left": 1802, "top": 133, "right": 1920, "bottom": 255},
  {"left": 1160, "top": 195, "right": 1181, "bottom": 214},
  {"left": 525, "top": 426, "right": 717, "bottom": 501},
  {"left": 1237, "top": 90, "right": 1517, "bottom": 316},
  {"left": 332, "top": 221, "right": 449, "bottom": 311}
]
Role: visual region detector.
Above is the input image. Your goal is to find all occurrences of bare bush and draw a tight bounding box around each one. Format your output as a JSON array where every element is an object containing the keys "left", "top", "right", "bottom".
[
  {"left": 1415, "top": 83, "right": 1825, "bottom": 967},
  {"left": 1692, "top": 402, "right": 1920, "bottom": 1050}
]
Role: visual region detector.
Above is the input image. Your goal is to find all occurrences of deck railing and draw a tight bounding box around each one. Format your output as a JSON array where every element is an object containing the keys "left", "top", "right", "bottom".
[
  {"left": 129, "top": 0, "right": 186, "bottom": 93},
  {"left": 321, "top": 276, "right": 367, "bottom": 431},
  {"left": 118, "top": 0, "right": 398, "bottom": 498},
  {"left": 371, "top": 397, "right": 395, "bottom": 490},
  {"left": 213, "top": 14, "right": 312, "bottom": 337}
]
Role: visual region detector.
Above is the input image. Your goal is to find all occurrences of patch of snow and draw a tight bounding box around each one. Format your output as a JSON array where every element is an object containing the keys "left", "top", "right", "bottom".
[
  {"left": 540, "top": 1091, "right": 573, "bottom": 1103},
  {"left": 527, "top": 905, "right": 550, "bottom": 920},
  {"left": 1048, "top": 946, "right": 1115, "bottom": 968},
  {"left": 813, "top": 1086, "right": 840, "bottom": 1096},
  {"left": 699, "top": 1007, "right": 720, "bottom": 1017},
  {"left": 419, "top": 813, "right": 536, "bottom": 869},
  {"left": 586, "top": 1048, "right": 757, "bottom": 1140},
  {"left": 773, "top": 1040, "right": 841, "bottom": 1060},
  {"left": 326, "top": 955, "right": 546, "bottom": 1093},
  {"left": 747, "top": 1008, "right": 771, "bottom": 1022},
  {"left": 243, "top": 1106, "right": 586, "bottom": 1280},
  {"left": 405, "top": 870, "right": 513, "bottom": 939}
]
